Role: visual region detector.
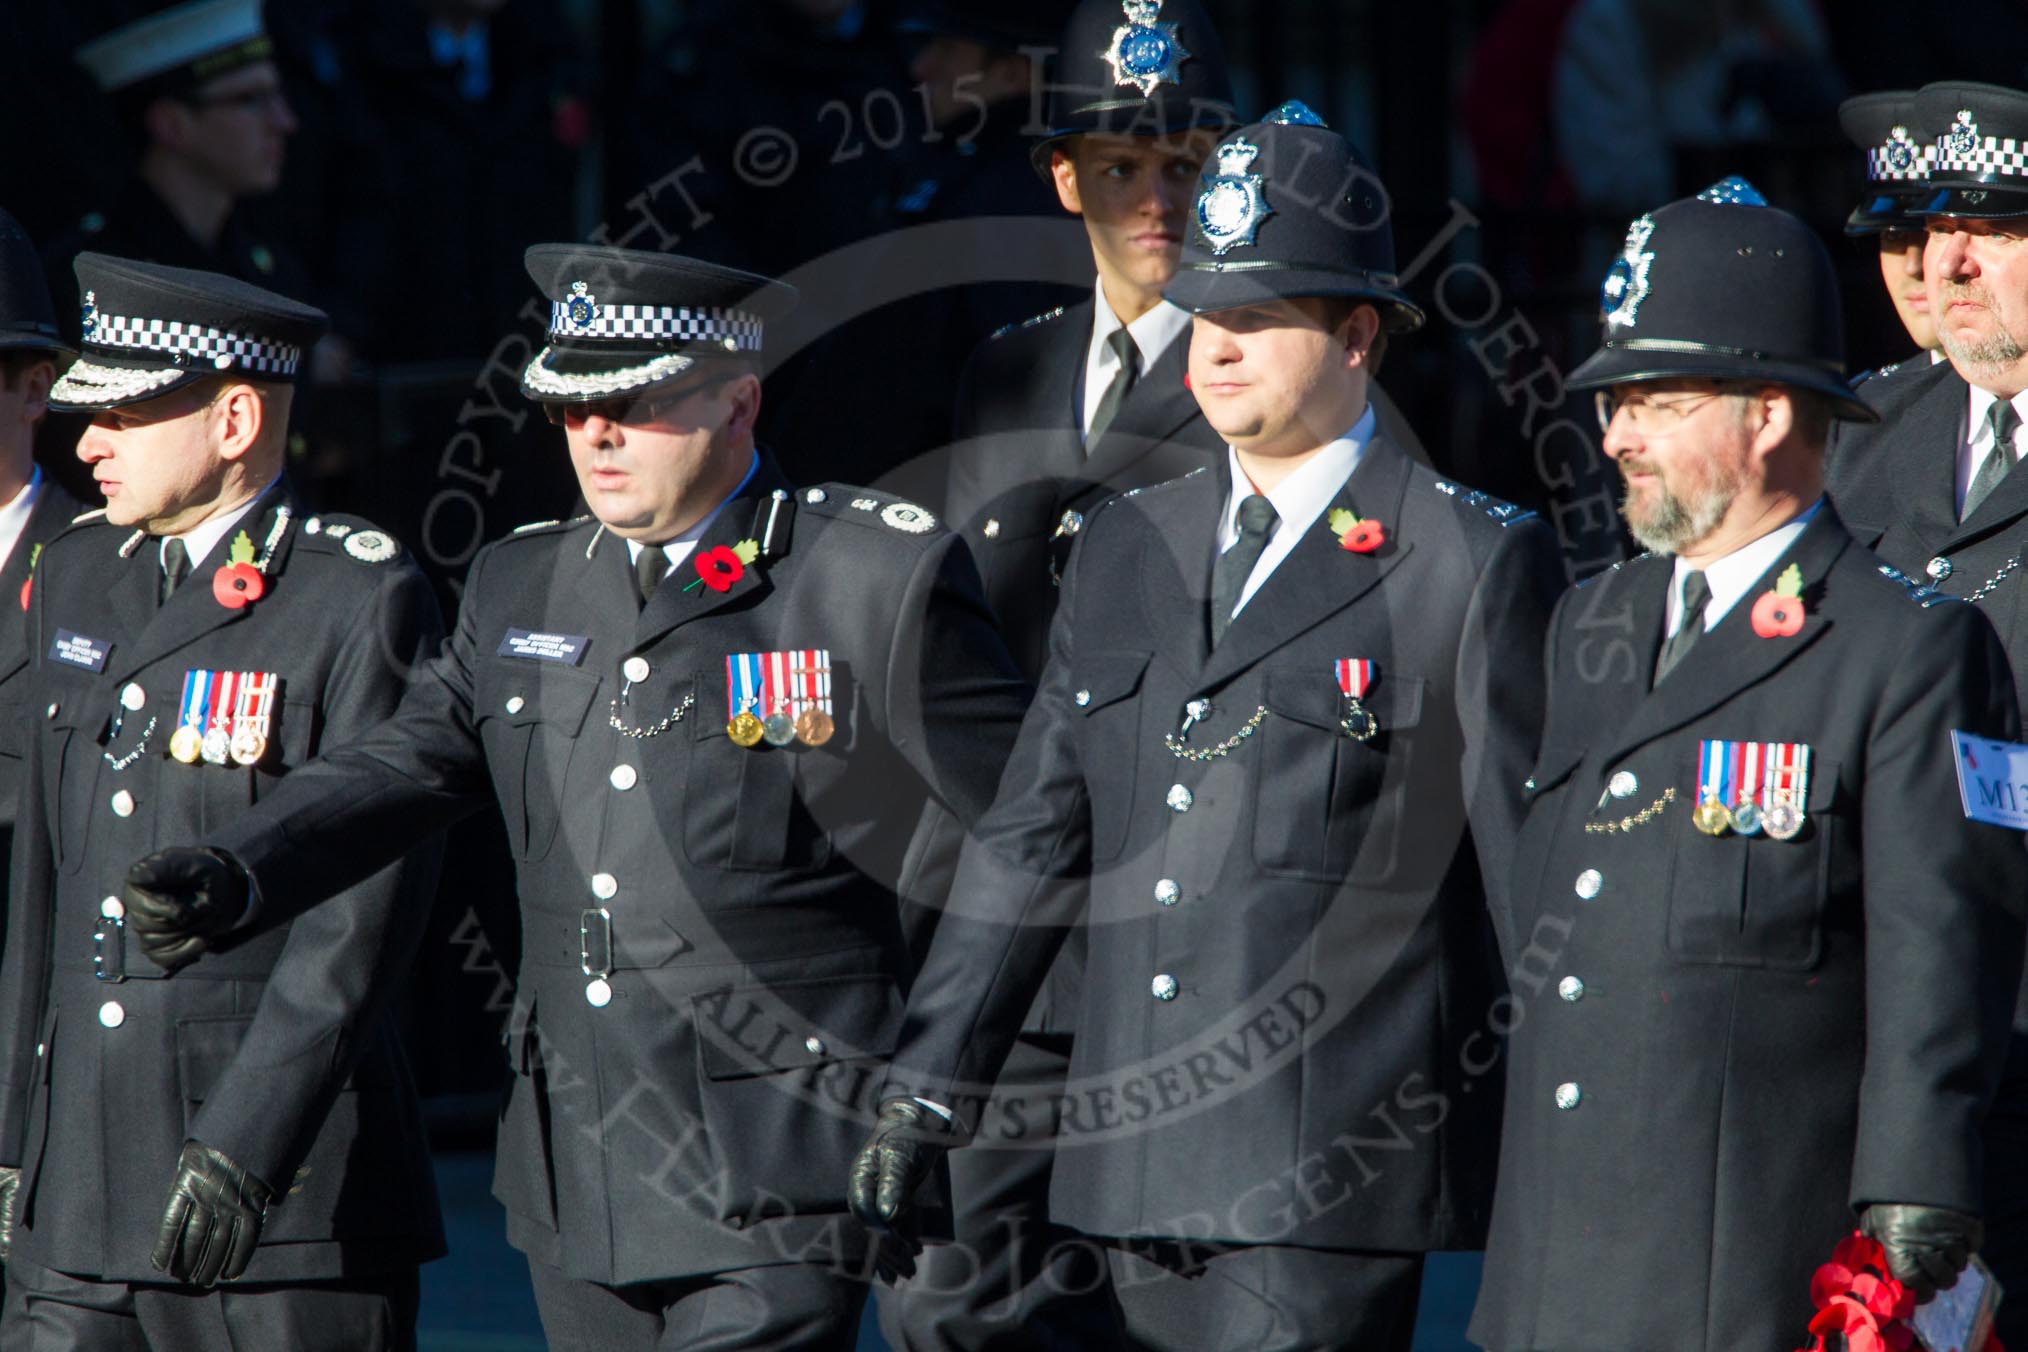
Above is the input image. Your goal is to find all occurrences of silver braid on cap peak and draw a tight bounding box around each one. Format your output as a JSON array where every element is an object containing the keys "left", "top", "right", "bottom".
[
  {"left": 51, "top": 360, "right": 189, "bottom": 404},
  {"left": 521, "top": 347, "right": 699, "bottom": 398}
]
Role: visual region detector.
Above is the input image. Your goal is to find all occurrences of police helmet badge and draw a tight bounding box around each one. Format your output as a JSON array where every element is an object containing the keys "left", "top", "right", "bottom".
[
  {"left": 1102, "top": 0, "right": 1190, "bottom": 97},
  {"left": 80, "top": 290, "right": 98, "bottom": 341},
  {"left": 1946, "top": 108, "right": 1980, "bottom": 159},
  {"left": 1694, "top": 175, "right": 1768, "bottom": 206},
  {"left": 1601, "top": 215, "right": 1656, "bottom": 332},
  {"left": 1884, "top": 125, "right": 1921, "bottom": 175},
  {"left": 1197, "top": 138, "right": 1272, "bottom": 256},
  {"left": 564, "top": 280, "right": 598, "bottom": 331}
]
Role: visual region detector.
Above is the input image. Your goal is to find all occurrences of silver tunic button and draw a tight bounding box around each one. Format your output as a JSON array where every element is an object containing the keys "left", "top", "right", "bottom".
[
  {"left": 804, "top": 1036, "right": 826, "bottom": 1056},
  {"left": 35, "top": 1043, "right": 43, "bottom": 1058},
  {"left": 120, "top": 683, "right": 146, "bottom": 711},
  {"left": 1166, "top": 785, "right": 1193, "bottom": 813},
  {"left": 505, "top": 695, "right": 525, "bottom": 715},
  {"left": 99, "top": 1001, "right": 125, "bottom": 1029},
  {"left": 1608, "top": 771, "right": 1637, "bottom": 799},
  {"left": 101, "top": 896, "right": 125, "bottom": 920},
  {"left": 45, "top": 702, "right": 57, "bottom": 719},
  {"left": 1574, "top": 868, "right": 1602, "bottom": 900},
  {"left": 1927, "top": 556, "right": 1953, "bottom": 581},
  {"left": 1523, "top": 776, "right": 1536, "bottom": 790},
  {"left": 610, "top": 765, "right": 638, "bottom": 791},
  {"left": 805, "top": 488, "right": 828, "bottom": 504},
  {"left": 1558, "top": 976, "right": 1585, "bottom": 1003},
  {"left": 1154, "top": 879, "right": 1180, "bottom": 906},
  {"left": 1554, "top": 1082, "right": 1582, "bottom": 1110},
  {"left": 982, "top": 519, "right": 1001, "bottom": 539},
  {"left": 1151, "top": 974, "right": 1179, "bottom": 1001},
  {"left": 623, "top": 656, "right": 651, "bottom": 684},
  {"left": 1074, "top": 690, "right": 1091, "bottom": 707},
  {"left": 110, "top": 789, "right": 135, "bottom": 818},
  {"left": 590, "top": 872, "right": 618, "bottom": 900},
  {"left": 585, "top": 978, "right": 612, "bottom": 1007}
]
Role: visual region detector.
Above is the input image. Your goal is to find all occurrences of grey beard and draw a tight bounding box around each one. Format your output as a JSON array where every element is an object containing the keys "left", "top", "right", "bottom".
[
  {"left": 1940, "top": 323, "right": 2026, "bottom": 373},
  {"left": 1622, "top": 475, "right": 1736, "bottom": 556}
]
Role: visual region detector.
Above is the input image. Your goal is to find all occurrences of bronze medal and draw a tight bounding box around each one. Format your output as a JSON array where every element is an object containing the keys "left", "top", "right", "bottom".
[
  {"left": 727, "top": 711, "right": 765, "bottom": 747},
  {"left": 1692, "top": 797, "right": 1732, "bottom": 836},
  {"left": 761, "top": 712, "right": 796, "bottom": 747},
  {"left": 795, "top": 709, "right": 835, "bottom": 747},
  {"left": 229, "top": 728, "right": 266, "bottom": 766},
  {"left": 169, "top": 725, "right": 205, "bottom": 764}
]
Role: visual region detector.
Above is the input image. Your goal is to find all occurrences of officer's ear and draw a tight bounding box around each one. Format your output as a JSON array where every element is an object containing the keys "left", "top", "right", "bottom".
[
  {"left": 720, "top": 372, "right": 763, "bottom": 443},
  {"left": 1051, "top": 145, "right": 1082, "bottom": 215},
  {"left": 208, "top": 382, "right": 277, "bottom": 463},
  {"left": 1339, "top": 303, "right": 1382, "bottom": 373},
  {"left": 141, "top": 95, "right": 199, "bottom": 156}
]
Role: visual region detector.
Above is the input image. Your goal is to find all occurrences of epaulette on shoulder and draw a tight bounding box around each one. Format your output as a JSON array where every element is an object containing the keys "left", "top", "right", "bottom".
[
  {"left": 1431, "top": 479, "right": 1536, "bottom": 528},
  {"left": 798, "top": 485, "right": 942, "bottom": 537},
  {"left": 298, "top": 512, "right": 405, "bottom": 565},
  {"left": 70, "top": 507, "right": 106, "bottom": 525},
  {"left": 508, "top": 514, "right": 592, "bottom": 537},
  {"left": 1849, "top": 363, "right": 1896, "bottom": 389},
  {"left": 1874, "top": 562, "right": 1963, "bottom": 608},
  {"left": 988, "top": 306, "right": 1069, "bottom": 342}
]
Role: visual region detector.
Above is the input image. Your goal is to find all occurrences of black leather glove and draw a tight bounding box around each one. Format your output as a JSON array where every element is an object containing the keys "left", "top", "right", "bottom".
[
  {"left": 123, "top": 848, "right": 249, "bottom": 974},
  {"left": 0, "top": 1165, "right": 19, "bottom": 1265},
  {"left": 152, "top": 1140, "right": 274, "bottom": 1287},
  {"left": 1861, "top": 1202, "right": 1983, "bottom": 1303},
  {"left": 847, "top": 1098, "right": 951, "bottom": 1230}
]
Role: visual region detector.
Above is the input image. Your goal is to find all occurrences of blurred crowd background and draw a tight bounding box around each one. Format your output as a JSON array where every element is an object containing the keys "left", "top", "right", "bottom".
[{"left": 11, "top": 0, "right": 2028, "bottom": 1126}]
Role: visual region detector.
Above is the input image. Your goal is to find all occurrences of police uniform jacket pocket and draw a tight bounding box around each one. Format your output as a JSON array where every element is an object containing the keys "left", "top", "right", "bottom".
[
  {"left": 685, "top": 669, "right": 832, "bottom": 874},
  {"left": 44, "top": 689, "right": 99, "bottom": 875},
  {"left": 1666, "top": 757, "right": 1840, "bottom": 968},
  {"left": 1073, "top": 650, "right": 1151, "bottom": 864},
  {"left": 1254, "top": 671, "right": 1425, "bottom": 883},
  {"left": 691, "top": 974, "right": 903, "bottom": 1221},
  {"left": 475, "top": 665, "right": 600, "bottom": 861}
]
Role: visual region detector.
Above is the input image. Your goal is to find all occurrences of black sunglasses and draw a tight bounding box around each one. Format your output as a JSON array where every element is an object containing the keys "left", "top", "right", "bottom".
[{"left": 542, "top": 373, "right": 739, "bottom": 427}]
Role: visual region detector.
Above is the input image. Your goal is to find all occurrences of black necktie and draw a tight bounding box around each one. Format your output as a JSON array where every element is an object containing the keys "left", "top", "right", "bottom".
[
  {"left": 634, "top": 546, "right": 668, "bottom": 607},
  {"left": 1963, "top": 400, "right": 2022, "bottom": 521},
  {"left": 1210, "top": 494, "right": 1278, "bottom": 646},
  {"left": 1654, "top": 569, "right": 1711, "bottom": 687},
  {"left": 160, "top": 537, "right": 190, "bottom": 605},
  {"left": 1087, "top": 327, "right": 1140, "bottom": 447}
]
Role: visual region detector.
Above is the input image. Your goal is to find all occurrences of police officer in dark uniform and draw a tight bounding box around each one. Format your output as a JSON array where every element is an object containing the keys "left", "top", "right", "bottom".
[
  {"left": 1827, "top": 80, "right": 2028, "bottom": 1347},
  {"left": 118, "top": 245, "right": 1032, "bottom": 1350},
  {"left": 1471, "top": 178, "right": 2025, "bottom": 1350},
  {"left": 48, "top": 1, "right": 321, "bottom": 348},
  {"left": 1839, "top": 91, "right": 1945, "bottom": 379},
  {"left": 0, "top": 254, "right": 445, "bottom": 1348},
  {"left": 852, "top": 112, "right": 1561, "bottom": 1350},
  {"left": 0, "top": 210, "right": 89, "bottom": 892}
]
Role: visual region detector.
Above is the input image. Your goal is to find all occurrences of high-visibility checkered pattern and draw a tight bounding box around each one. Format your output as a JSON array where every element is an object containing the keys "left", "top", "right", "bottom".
[
  {"left": 1866, "top": 129, "right": 1930, "bottom": 183},
  {"left": 85, "top": 310, "right": 301, "bottom": 374},
  {"left": 547, "top": 302, "right": 764, "bottom": 352},
  {"left": 1936, "top": 114, "right": 2028, "bottom": 181}
]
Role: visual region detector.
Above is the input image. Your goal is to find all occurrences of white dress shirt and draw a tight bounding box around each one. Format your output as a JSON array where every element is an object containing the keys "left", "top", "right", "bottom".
[
  {"left": 1081, "top": 283, "right": 1192, "bottom": 443},
  {"left": 1956, "top": 386, "right": 2028, "bottom": 517},
  {"left": 0, "top": 468, "right": 44, "bottom": 574},
  {"left": 1664, "top": 498, "right": 1822, "bottom": 639},
  {"left": 624, "top": 451, "right": 760, "bottom": 575},
  {"left": 166, "top": 489, "right": 271, "bottom": 575},
  {"left": 1216, "top": 405, "right": 1378, "bottom": 617}
]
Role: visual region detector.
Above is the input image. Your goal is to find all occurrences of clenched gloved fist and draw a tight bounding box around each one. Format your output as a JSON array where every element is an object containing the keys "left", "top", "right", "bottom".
[
  {"left": 847, "top": 1098, "right": 951, "bottom": 1230},
  {"left": 123, "top": 848, "right": 249, "bottom": 973},
  {"left": 153, "top": 1140, "right": 274, "bottom": 1287},
  {"left": 1860, "top": 1202, "right": 1983, "bottom": 1303},
  {"left": 0, "top": 1165, "right": 19, "bottom": 1264}
]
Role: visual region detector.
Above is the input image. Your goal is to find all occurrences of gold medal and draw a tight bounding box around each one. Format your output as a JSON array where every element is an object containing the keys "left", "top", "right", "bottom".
[
  {"left": 1692, "top": 797, "right": 1732, "bottom": 836},
  {"left": 794, "top": 709, "right": 835, "bottom": 747},
  {"left": 761, "top": 711, "right": 796, "bottom": 747},
  {"left": 169, "top": 725, "right": 204, "bottom": 764},
  {"left": 728, "top": 712, "right": 765, "bottom": 747},
  {"left": 229, "top": 728, "right": 266, "bottom": 766}
]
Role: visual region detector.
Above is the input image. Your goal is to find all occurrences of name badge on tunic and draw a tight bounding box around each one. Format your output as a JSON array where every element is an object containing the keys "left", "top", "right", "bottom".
[{"left": 1953, "top": 732, "right": 2028, "bottom": 831}]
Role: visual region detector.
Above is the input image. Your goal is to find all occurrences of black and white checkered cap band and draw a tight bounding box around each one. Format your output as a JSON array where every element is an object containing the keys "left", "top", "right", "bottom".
[
  {"left": 1936, "top": 134, "right": 2028, "bottom": 181},
  {"left": 1866, "top": 139, "right": 1931, "bottom": 182},
  {"left": 86, "top": 311, "right": 301, "bottom": 375},
  {"left": 548, "top": 303, "right": 764, "bottom": 350}
]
